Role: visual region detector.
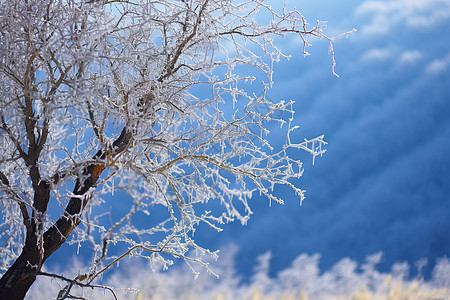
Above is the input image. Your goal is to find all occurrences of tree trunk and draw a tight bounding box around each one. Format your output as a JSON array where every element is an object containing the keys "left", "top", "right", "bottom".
[
  {"left": 0, "top": 171, "right": 50, "bottom": 299},
  {"left": 0, "top": 126, "right": 132, "bottom": 300},
  {"left": 0, "top": 244, "right": 42, "bottom": 300},
  {"left": 0, "top": 165, "right": 103, "bottom": 300}
]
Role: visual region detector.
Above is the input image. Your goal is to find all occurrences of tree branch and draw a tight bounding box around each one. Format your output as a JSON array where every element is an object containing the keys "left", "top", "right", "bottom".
[
  {"left": 0, "top": 171, "right": 31, "bottom": 231},
  {"left": 23, "top": 53, "right": 38, "bottom": 159},
  {"left": 36, "top": 271, "right": 118, "bottom": 300},
  {"left": 1, "top": 114, "right": 28, "bottom": 161},
  {"left": 157, "top": 0, "right": 210, "bottom": 82},
  {"left": 42, "top": 126, "right": 132, "bottom": 261}
]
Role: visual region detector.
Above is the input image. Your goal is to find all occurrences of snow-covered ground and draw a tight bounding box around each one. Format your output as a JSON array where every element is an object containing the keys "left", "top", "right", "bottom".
[{"left": 28, "top": 248, "right": 450, "bottom": 299}]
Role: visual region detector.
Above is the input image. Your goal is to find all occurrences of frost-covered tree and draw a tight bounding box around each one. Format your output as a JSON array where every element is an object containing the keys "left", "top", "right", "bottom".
[{"left": 0, "top": 0, "right": 353, "bottom": 298}]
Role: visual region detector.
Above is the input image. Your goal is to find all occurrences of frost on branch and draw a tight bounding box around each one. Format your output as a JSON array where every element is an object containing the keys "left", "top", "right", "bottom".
[{"left": 0, "top": 0, "right": 346, "bottom": 295}]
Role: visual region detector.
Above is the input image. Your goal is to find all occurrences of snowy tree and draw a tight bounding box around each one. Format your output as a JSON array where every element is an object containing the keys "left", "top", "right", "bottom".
[{"left": 0, "top": 0, "right": 353, "bottom": 298}]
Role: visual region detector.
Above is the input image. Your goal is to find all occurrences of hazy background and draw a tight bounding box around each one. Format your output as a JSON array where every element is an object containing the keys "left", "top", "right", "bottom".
[
  {"left": 48, "top": 0, "right": 450, "bottom": 281},
  {"left": 193, "top": 0, "right": 450, "bottom": 279}
]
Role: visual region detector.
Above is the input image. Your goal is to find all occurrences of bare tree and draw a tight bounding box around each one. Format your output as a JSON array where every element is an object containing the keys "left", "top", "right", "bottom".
[{"left": 0, "top": 0, "right": 354, "bottom": 298}]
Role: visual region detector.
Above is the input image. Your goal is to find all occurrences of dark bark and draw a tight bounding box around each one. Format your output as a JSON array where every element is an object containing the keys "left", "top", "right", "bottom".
[
  {"left": 0, "top": 170, "right": 50, "bottom": 300},
  {"left": 0, "top": 244, "right": 43, "bottom": 300},
  {"left": 0, "top": 126, "right": 132, "bottom": 300}
]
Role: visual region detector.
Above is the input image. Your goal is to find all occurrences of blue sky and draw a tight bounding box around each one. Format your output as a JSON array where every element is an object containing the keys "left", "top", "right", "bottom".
[{"left": 192, "top": 0, "right": 450, "bottom": 278}]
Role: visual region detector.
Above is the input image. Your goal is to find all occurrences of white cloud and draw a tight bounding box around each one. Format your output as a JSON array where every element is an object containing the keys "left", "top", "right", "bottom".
[
  {"left": 426, "top": 52, "right": 450, "bottom": 73},
  {"left": 355, "top": 0, "right": 450, "bottom": 35},
  {"left": 361, "top": 48, "right": 392, "bottom": 61},
  {"left": 399, "top": 50, "right": 422, "bottom": 64},
  {"left": 362, "top": 49, "right": 424, "bottom": 65}
]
